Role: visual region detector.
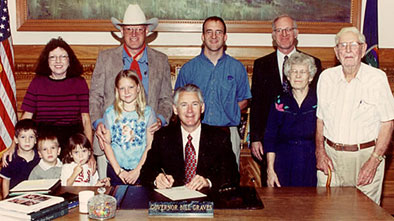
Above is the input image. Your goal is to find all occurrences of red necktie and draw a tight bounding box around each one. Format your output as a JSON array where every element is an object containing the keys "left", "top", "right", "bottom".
[
  {"left": 184, "top": 134, "right": 197, "bottom": 184},
  {"left": 124, "top": 44, "right": 145, "bottom": 80}
]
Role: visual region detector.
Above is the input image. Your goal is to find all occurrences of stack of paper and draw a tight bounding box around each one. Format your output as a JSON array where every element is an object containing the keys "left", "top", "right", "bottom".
[{"left": 154, "top": 186, "right": 206, "bottom": 201}]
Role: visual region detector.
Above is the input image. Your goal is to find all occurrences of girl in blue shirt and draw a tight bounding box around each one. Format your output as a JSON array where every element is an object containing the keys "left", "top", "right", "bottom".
[{"left": 101, "top": 70, "right": 156, "bottom": 185}]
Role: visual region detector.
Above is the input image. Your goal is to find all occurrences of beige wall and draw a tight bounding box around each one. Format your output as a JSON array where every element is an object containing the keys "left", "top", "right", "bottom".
[{"left": 9, "top": 0, "right": 394, "bottom": 49}]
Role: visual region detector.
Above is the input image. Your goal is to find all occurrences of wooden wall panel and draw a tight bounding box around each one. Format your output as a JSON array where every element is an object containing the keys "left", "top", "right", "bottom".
[{"left": 13, "top": 45, "right": 394, "bottom": 114}]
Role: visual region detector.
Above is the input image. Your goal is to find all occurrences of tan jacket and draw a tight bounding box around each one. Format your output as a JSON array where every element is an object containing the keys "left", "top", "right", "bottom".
[{"left": 89, "top": 45, "right": 173, "bottom": 155}]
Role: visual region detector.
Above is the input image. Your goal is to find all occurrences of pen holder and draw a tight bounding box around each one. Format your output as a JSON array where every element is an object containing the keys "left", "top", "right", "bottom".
[{"left": 88, "top": 187, "right": 117, "bottom": 220}]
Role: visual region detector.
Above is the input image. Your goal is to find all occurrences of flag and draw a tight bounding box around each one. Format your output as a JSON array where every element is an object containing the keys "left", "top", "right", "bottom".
[
  {"left": 362, "top": 0, "right": 379, "bottom": 68},
  {"left": 0, "top": 0, "right": 17, "bottom": 152}
]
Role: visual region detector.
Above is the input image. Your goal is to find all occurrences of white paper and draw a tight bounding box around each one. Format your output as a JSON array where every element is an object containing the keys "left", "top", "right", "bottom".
[{"left": 154, "top": 186, "right": 207, "bottom": 201}]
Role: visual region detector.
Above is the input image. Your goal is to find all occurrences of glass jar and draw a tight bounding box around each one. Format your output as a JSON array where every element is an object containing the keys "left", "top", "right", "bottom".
[{"left": 88, "top": 187, "right": 117, "bottom": 220}]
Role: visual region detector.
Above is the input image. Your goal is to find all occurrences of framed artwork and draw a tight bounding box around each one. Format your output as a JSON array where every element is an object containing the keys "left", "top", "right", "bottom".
[{"left": 16, "top": 0, "right": 361, "bottom": 33}]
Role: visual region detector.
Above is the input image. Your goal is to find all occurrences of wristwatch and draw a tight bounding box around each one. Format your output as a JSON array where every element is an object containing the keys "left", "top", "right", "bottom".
[{"left": 371, "top": 152, "right": 386, "bottom": 162}]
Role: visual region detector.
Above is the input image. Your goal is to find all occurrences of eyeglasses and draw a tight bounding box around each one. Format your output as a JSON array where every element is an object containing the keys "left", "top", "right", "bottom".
[
  {"left": 274, "top": 27, "right": 296, "bottom": 34},
  {"left": 336, "top": 42, "right": 363, "bottom": 50},
  {"left": 123, "top": 27, "right": 146, "bottom": 34},
  {"left": 289, "top": 70, "right": 309, "bottom": 75},
  {"left": 48, "top": 55, "right": 68, "bottom": 61},
  {"left": 205, "top": 30, "right": 224, "bottom": 36}
]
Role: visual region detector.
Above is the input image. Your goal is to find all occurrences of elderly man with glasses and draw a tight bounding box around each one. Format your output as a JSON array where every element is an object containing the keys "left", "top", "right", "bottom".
[{"left": 315, "top": 27, "right": 394, "bottom": 204}]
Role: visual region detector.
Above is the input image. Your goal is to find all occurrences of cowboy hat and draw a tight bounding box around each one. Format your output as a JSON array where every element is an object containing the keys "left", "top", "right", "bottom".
[{"left": 111, "top": 4, "right": 158, "bottom": 32}]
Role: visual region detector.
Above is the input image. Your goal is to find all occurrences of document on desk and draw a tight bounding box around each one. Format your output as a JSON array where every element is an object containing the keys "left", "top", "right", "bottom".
[{"left": 154, "top": 186, "right": 206, "bottom": 201}]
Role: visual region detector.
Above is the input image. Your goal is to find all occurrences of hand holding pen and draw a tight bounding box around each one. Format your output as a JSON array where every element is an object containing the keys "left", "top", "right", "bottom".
[{"left": 155, "top": 168, "right": 174, "bottom": 189}]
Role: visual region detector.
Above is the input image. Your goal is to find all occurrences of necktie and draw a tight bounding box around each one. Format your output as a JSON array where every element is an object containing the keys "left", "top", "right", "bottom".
[
  {"left": 282, "top": 55, "right": 290, "bottom": 93},
  {"left": 124, "top": 44, "right": 146, "bottom": 80},
  {"left": 184, "top": 134, "right": 197, "bottom": 184}
]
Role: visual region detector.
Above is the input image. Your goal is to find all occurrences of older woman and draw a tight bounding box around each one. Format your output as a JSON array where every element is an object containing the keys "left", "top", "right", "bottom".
[
  {"left": 264, "top": 52, "right": 317, "bottom": 187},
  {"left": 3, "top": 37, "right": 92, "bottom": 162}
]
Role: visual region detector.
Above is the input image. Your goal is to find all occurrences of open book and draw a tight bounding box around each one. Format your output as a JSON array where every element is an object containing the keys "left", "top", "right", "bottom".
[{"left": 10, "top": 179, "right": 60, "bottom": 195}]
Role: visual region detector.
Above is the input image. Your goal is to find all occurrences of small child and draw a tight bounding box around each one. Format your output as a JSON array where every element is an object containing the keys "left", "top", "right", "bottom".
[
  {"left": 28, "top": 132, "right": 62, "bottom": 180},
  {"left": 0, "top": 119, "right": 40, "bottom": 197},
  {"left": 60, "top": 133, "right": 110, "bottom": 186}
]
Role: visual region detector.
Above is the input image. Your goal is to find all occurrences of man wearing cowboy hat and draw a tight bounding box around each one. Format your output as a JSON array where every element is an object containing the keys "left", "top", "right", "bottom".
[{"left": 89, "top": 4, "right": 173, "bottom": 179}]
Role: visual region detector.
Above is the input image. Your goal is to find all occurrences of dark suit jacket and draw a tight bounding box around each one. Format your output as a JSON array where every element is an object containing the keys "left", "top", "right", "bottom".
[
  {"left": 249, "top": 50, "right": 322, "bottom": 143},
  {"left": 140, "top": 123, "right": 240, "bottom": 190}
]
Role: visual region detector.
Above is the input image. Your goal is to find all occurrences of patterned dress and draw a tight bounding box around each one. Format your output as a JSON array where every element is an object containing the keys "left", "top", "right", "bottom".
[{"left": 264, "top": 90, "right": 317, "bottom": 187}]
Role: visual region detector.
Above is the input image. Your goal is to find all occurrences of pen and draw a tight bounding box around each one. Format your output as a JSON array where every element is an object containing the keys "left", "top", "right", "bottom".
[{"left": 161, "top": 168, "right": 171, "bottom": 184}]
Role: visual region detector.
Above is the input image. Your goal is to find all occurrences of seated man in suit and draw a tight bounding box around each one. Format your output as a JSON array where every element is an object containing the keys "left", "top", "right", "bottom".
[{"left": 140, "top": 84, "right": 240, "bottom": 190}]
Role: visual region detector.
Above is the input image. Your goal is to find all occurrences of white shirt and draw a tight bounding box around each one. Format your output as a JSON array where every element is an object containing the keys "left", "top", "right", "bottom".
[
  {"left": 180, "top": 124, "right": 212, "bottom": 187},
  {"left": 317, "top": 63, "right": 394, "bottom": 144},
  {"left": 277, "top": 48, "right": 296, "bottom": 83},
  {"left": 60, "top": 162, "right": 99, "bottom": 186},
  {"left": 181, "top": 124, "right": 201, "bottom": 161}
]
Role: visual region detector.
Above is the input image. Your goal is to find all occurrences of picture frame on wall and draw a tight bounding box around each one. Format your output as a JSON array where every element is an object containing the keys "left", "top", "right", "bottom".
[{"left": 16, "top": 0, "right": 361, "bottom": 34}]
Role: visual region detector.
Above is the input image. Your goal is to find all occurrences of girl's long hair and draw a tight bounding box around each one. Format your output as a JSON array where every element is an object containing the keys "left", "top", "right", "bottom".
[{"left": 114, "top": 70, "right": 146, "bottom": 122}]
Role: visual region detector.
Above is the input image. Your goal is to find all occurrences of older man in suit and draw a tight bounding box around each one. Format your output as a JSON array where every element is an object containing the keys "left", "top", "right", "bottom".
[
  {"left": 140, "top": 84, "right": 240, "bottom": 190},
  {"left": 89, "top": 4, "right": 173, "bottom": 178},
  {"left": 249, "top": 15, "right": 322, "bottom": 185}
]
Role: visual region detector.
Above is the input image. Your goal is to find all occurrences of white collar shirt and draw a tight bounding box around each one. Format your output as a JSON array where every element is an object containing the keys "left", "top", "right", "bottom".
[
  {"left": 181, "top": 124, "right": 202, "bottom": 161},
  {"left": 316, "top": 63, "right": 394, "bottom": 144},
  {"left": 277, "top": 48, "right": 296, "bottom": 83}
]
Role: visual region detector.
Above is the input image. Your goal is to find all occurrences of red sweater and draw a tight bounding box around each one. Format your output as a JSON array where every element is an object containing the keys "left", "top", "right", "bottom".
[{"left": 21, "top": 75, "right": 89, "bottom": 126}]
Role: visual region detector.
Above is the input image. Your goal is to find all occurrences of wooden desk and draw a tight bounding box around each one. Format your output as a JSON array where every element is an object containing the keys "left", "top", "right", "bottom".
[{"left": 57, "top": 187, "right": 393, "bottom": 220}]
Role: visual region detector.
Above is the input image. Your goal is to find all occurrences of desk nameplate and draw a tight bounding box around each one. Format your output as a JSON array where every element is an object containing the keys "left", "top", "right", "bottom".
[{"left": 148, "top": 201, "right": 213, "bottom": 217}]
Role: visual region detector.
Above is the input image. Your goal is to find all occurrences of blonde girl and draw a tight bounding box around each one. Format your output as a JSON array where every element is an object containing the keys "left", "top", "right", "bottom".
[{"left": 101, "top": 70, "right": 156, "bottom": 185}]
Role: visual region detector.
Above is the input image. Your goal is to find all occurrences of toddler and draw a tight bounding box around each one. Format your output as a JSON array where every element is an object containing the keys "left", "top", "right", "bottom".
[
  {"left": 61, "top": 133, "right": 110, "bottom": 186},
  {"left": 29, "top": 132, "right": 62, "bottom": 180}
]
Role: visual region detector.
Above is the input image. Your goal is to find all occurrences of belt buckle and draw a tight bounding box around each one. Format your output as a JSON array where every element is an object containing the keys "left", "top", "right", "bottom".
[{"left": 333, "top": 143, "right": 345, "bottom": 151}]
